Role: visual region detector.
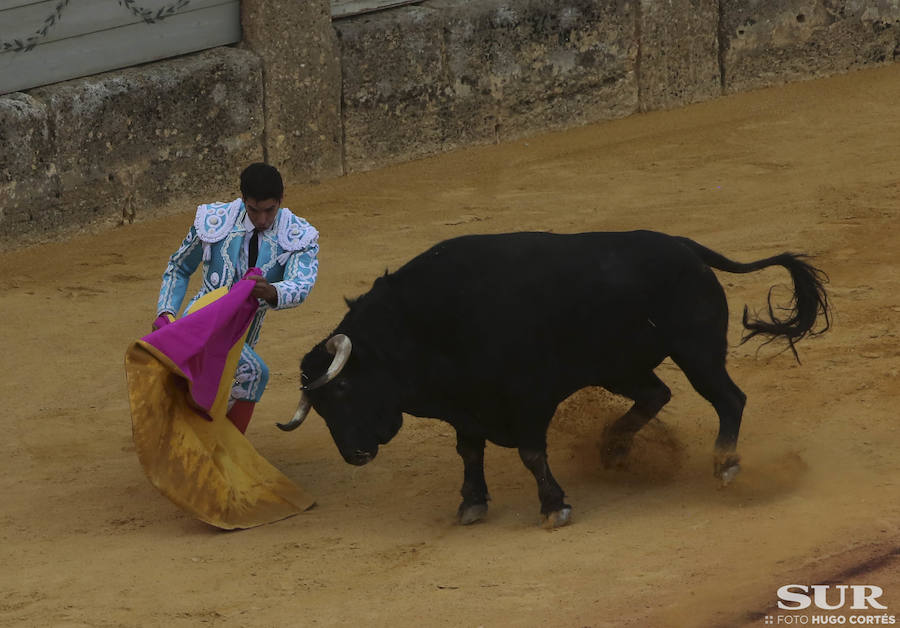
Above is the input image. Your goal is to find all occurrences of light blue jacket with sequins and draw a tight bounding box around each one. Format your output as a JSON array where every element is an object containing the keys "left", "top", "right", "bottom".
[{"left": 157, "top": 198, "right": 319, "bottom": 348}]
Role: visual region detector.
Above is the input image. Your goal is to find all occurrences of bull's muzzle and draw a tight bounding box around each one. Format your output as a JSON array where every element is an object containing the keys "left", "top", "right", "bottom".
[
  {"left": 347, "top": 449, "right": 375, "bottom": 466},
  {"left": 276, "top": 334, "right": 352, "bottom": 432}
]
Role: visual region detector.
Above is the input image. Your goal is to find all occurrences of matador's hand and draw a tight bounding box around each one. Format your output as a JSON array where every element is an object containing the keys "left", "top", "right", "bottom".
[
  {"left": 151, "top": 313, "right": 174, "bottom": 332},
  {"left": 247, "top": 275, "right": 278, "bottom": 306}
]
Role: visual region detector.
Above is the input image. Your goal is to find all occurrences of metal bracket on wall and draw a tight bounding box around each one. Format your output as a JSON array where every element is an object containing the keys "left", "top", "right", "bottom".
[{"left": 331, "top": 0, "right": 424, "bottom": 20}]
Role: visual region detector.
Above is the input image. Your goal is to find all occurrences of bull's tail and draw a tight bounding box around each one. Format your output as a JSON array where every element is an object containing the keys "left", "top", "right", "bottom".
[{"left": 677, "top": 237, "right": 831, "bottom": 361}]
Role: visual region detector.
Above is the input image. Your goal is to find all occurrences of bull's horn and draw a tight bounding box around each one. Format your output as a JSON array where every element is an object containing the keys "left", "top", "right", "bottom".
[
  {"left": 276, "top": 391, "right": 312, "bottom": 431},
  {"left": 304, "top": 334, "right": 352, "bottom": 391},
  {"left": 278, "top": 335, "right": 352, "bottom": 432},
  {"left": 323, "top": 334, "right": 352, "bottom": 379}
]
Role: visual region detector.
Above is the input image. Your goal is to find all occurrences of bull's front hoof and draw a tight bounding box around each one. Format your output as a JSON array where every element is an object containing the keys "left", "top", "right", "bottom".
[
  {"left": 542, "top": 506, "right": 572, "bottom": 529},
  {"left": 714, "top": 453, "right": 742, "bottom": 486},
  {"left": 457, "top": 502, "right": 488, "bottom": 525}
]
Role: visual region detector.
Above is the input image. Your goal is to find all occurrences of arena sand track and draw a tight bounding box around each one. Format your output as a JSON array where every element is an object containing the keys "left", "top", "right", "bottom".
[{"left": 2, "top": 63, "right": 900, "bottom": 628}]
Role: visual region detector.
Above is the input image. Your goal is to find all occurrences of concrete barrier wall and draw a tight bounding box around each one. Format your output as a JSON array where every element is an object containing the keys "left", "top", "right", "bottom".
[
  {"left": 240, "top": 0, "right": 343, "bottom": 180},
  {"left": 721, "top": 0, "right": 900, "bottom": 93},
  {"left": 337, "top": 0, "right": 729, "bottom": 171},
  {"left": 1, "top": 0, "right": 898, "bottom": 248},
  {"left": 0, "top": 47, "right": 265, "bottom": 246},
  {"left": 338, "top": 0, "right": 640, "bottom": 171},
  {"left": 338, "top": 0, "right": 900, "bottom": 171}
]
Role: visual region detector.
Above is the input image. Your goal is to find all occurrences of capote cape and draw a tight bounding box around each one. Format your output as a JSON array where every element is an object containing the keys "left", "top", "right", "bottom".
[{"left": 124, "top": 273, "right": 314, "bottom": 529}]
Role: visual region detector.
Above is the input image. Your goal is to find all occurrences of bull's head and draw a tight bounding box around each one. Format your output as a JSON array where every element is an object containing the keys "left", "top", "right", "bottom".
[{"left": 277, "top": 334, "right": 403, "bottom": 466}]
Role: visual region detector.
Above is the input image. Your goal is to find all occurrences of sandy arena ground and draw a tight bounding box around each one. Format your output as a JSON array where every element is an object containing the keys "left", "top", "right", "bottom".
[{"left": 2, "top": 63, "right": 900, "bottom": 627}]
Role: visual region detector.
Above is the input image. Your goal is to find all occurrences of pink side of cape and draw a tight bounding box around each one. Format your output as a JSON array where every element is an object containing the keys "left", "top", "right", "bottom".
[{"left": 141, "top": 271, "right": 261, "bottom": 411}]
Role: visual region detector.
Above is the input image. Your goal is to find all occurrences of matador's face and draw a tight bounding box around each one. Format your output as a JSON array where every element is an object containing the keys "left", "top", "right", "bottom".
[{"left": 243, "top": 196, "right": 280, "bottom": 231}]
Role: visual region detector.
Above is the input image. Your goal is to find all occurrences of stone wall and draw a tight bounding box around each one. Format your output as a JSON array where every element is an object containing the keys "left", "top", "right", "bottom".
[
  {"left": 338, "top": 0, "right": 639, "bottom": 171},
  {"left": 1, "top": 0, "right": 898, "bottom": 249},
  {"left": 240, "top": 0, "right": 342, "bottom": 180},
  {"left": 637, "top": 0, "right": 721, "bottom": 111},
  {"left": 337, "top": 0, "right": 900, "bottom": 171},
  {"left": 0, "top": 0, "right": 341, "bottom": 250},
  {"left": 0, "top": 48, "right": 265, "bottom": 247},
  {"left": 721, "top": 0, "right": 900, "bottom": 93}
]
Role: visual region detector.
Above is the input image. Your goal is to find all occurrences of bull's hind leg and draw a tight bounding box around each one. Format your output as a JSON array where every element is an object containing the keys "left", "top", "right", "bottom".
[
  {"left": 455, "top": 431, "right": 490, "bottom": 525},
  {"left": 519, "top": 447, "right": 571, "bottom": 528},
  {"left": 600, "top": 372, "right": 672, "bottom": 469},
  {"left": 671, "top": 348, "right": 747, "bottom": 485}
]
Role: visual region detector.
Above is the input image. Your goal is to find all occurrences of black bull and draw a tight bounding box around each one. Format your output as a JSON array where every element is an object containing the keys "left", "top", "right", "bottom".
[{"left": 280, "top": 230, "right": 830, "bottom": 527}]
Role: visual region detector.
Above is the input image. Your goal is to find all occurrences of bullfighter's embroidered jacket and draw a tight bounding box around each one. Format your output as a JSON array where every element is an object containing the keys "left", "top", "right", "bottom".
[{"left": 157, "top": 198, "right": 319, "bottom": 351}]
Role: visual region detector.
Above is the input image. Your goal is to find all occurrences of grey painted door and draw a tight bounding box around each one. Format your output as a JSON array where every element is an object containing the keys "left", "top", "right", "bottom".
[{"left": 0, "top": 0, "right": 240, "bottom": 94}]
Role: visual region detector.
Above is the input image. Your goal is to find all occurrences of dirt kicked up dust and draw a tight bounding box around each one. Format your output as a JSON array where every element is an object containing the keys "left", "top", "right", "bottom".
[{"left": 2, "top": 63, "right": 900, "bottom": 628}]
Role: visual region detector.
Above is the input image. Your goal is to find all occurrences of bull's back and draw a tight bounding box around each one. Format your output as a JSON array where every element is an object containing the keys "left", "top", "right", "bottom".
[
  {"left": 390, "top": 231, "right": 709, "bottom": 367},
  {"left": 394, "top": 230, "right": 694, "bottom": 311}
]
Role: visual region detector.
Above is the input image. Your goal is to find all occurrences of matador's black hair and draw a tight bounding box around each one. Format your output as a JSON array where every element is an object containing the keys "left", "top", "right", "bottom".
[{"left": 240, "top": 162, "right": 284, "bottom": 201}]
